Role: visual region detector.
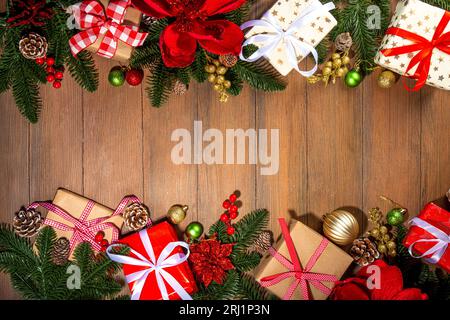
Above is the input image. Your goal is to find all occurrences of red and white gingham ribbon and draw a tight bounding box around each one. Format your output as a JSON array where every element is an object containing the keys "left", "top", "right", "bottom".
[
  {"left": 260, "top": 218, "right": 337, "bottom": 300},
  {"left": 69, "top": 0, "right": 148, "bottom": 59},
  {"left": 27, "top": 195, "right": 149, "bottom": 254}
]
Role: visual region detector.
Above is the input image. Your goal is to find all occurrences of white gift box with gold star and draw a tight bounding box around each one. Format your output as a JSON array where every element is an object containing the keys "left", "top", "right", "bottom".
[
  {"left": 244, "top": 0, "right": 337, "bottom": 76},
  {"left": 375, "top": 0, "right": 450, "bottom": 91}
]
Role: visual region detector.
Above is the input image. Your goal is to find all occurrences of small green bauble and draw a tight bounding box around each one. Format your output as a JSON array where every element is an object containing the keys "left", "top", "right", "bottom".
[
  {"left": 108, "top": 67, "right": 125, "bottom": 87},
  {"left": 387, "top": 208, "right": 406, "bottom": 226},
  {"left": 185, "top": 221, "right": 203, "bottom": 240},
  {"left": 344, "top": 69, "right": 363, "bottom": 88}
]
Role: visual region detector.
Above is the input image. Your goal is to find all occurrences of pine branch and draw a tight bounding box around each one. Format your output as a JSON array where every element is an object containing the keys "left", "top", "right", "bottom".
[
  {"left": 146, "top": 60, "right": 173, "bottom": 108},
  {"left": 193, "top": 270, "right": 240, "bottom": 300},
  {"left": 234, "top": 61, "right": 286, "bottom": 92},
  {"left": 188, "top": 49, "right": 208, "bottom": 83},
  {"left": 67, "top": 50, "right": 99, "bottom": 92},
  {"left": 226, "top": 68, "right": 244, "bottom": 96},
  {"left": 421, "top": 0, "right": 450, "bottom": 11},
  {"left": 224, "top": 0, "right": 255, "bottom": 25},
  {"left": 130, "top": 43, "right": 160, "bottom": 69},
  {"left": 372, "top": 0, "right": 391, "bottom": 36},
  {"left": 231, "top": 251, "right": 261, "bottom": 272},
  {"left": 228, "top": 209, "right": 269, "bottom": 250},
  {"left": 238, "top": 273, "right": 277, "bottom": 300}
]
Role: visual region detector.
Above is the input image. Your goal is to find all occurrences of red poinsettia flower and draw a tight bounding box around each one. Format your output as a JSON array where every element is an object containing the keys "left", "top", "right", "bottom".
[
  {"left": 331, "top": 260, "right": 428, "bottom": 300},
  {"left": 132, "top": 0, "right": 245, "bottom": 67},
  {"left": 189, "top": 237, "right": 235, "bottom": 287}
]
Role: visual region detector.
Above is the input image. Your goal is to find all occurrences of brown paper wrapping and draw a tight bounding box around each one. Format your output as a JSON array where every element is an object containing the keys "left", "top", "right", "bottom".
[
  {"left": 86, "top": 0, "right": 143, "bottom": 62},
  {"left": 254, "top": 220, "right": 353, "bottom": 300},
  {"left": 44, "top": 189, "right": 124, "bottom": 259}
]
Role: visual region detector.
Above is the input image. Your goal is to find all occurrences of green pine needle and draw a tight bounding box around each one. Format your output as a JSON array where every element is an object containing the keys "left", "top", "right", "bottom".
[
  {"left": 421, "top": 0, "right": 450, "bottom": 11},
  {"left": 234, "top": 61, "right": 286, "bottom": 92},
  {"left": 238, "top": 273, "right": 278, "bottom": 300},
  {"left": 146, "top": 60, "right": 174, "bottom": 108},
  {"left": 67, "top": 51, "right": 99, "bottom": 93}
]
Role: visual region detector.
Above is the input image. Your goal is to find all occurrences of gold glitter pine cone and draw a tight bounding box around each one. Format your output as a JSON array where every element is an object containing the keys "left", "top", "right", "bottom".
[
  {"left": 123, "top": 203, "right": 150, "bottom": 231},
  {"left": 13, "top": 208, "right": 43, "bottom": 237},
  {"left": 18, "top": 32, "right": 48, "bottom": 60}
]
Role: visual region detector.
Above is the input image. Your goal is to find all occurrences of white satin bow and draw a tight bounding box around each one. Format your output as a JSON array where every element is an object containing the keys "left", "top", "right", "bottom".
[
  {"left": 106, "top": 229, "right": 193, "bottom": 300},
  {"left": 240, "top": 1, "right": 335, "bottom": 77}
]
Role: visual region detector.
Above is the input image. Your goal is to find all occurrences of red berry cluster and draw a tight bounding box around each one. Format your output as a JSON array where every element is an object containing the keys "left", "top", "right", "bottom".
[
  {"left": 94, "top": 231, "right": 109, "bottom": 252},
  {"left": 36, "top": 56, "right": 64, "bottom": 89},
  {"left": 220, "top": 193, "right": 239, "bottom": 235}
]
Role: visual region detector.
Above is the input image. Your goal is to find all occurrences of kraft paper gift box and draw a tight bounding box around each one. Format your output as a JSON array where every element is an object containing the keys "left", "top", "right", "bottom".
[
  {"left": 244, "top": 0, "right": 337, "bottom": 76},
  {"left": 374, "top": 0, "right": 450, "bottom": 90},
  {"left": 41, "top": 189, "right": 124, "bottom": 259},
  {"left": 254, "top": 219, "right": 353, "bottom": 300}
]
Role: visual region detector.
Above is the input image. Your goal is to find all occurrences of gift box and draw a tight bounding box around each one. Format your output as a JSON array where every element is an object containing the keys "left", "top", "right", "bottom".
[
  {"left": 241, "top": 0, "right": 337, "bottom": 76},
  {"left": 404, "top": 202, "right": 450, "bottom": 273},
  {"left": 254, "top": 218, "right": 353, "bottom": 300},
  {"left": 69, "top": 0, "right": 147, "bottom": 62},
  {"left": 374, "top": 0, "right": 450, "bottom": 91},
  {"left": 108, "top": 221, "right": 197, "bottom": 300},
  {"left": 33, "top": 189, "right": 125, "bottom": 259}
]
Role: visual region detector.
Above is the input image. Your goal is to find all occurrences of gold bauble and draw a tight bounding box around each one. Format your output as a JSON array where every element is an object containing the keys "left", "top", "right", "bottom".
[
  {"left": 322, "top": 210, "right": 360, "bottom": 246},
  {"left": 167, "top": 205, "right": 188, "bottom": 224},
  {"left": 377, "top": 70, "right": 398, "bottom": 89}
]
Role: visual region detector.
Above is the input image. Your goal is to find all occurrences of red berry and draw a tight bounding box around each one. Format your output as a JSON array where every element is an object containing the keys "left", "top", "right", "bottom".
[
  {"left": 229, "top": 194, "right": 237, "bottom": 203},
  {"left": 53, "top": 80, "right": 62, "bottom": 89},
  {"left": 46, "top": 66, "right": 55, "bottom": 74},
  {"left": 222, "top": 200, "right": 231, "bottom": 209},
  {"left": 94, "top": 231, "right": 105, "bottom": 243},
  {"left": 46, "top": 57, "right": 55, "bottom": 66},
  {"left": 101, "top": 239, "right": 109, "bottom": 247},
  {"left": 125, "top": 68, "right": 144, "bottom": 86},
  {"left": 35, "top": 57, "right": 45, "bottom": 65},
  {"left": 55, "top": 71, "right": 64, "bottom": 80},
  {"left": 229, "top": 205, "right": 238, "bottom": 213},
  {"left": 226, "top": 226, "right": 235, "bottom": 235},
  {"left": 100, "top": 245, "right": 107, "bottom": 252},
  {"left": 46, "top": 74, "right": 55, "bottom": 82},
  {"left": 220, "top": 213, "right": 229, "bottom": 222},
  {"left": 229, "top": 211, "right": 238, "bottom": 220}
]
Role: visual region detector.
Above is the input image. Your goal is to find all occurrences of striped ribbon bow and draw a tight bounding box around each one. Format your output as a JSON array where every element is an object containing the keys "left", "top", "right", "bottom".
[
  {"left": 69, "top": 0, "right": 148, "bottom": 59},
  {"left": 27, "top": 195, "right": 147, "bottom": 253},
  {"left": 260, "top": 218, "right": 337, "bottom": 300}
]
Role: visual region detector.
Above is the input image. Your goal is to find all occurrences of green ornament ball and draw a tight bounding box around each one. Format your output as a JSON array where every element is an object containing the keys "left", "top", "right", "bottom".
[
  {"left": 387, "top": 208, "right": 406, "bottom": 226},
  {"left": 345, "top": 69, "right": 363, "bottom": 88},
  {"left": 185, "top": 221, "right": 203, "bottom": 240},
  {"left": 108, "top": 67, "right": 125, "bottom": 87}
]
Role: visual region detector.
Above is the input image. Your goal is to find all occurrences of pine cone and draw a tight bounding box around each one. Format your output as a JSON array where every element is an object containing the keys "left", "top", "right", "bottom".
[
  {"left": 219, "top": 54, "right": 238, "bottom": 68},
  {"left": 52, "top": 237, "right": 70, "bottom": 265},
  {"left": 350, "top": 237, "right": 380, "bottom": 267},
  {"left": 18, "top": 32, "right": 48, "bottom": 60},
  {"left": 247, "top": 230, "right": 273, "bottom": 255},
  {"left": 123, "top": 203, "right": 150, "bottom": 231},
  {"left": 335, "top": 32, "right": 353, "bottom": 52},
  {"left": 172, "top": 80, "right": 188, "bottom": 95},
  {"left": 13, "top": 208, "right": 43, "bottom": 237}
]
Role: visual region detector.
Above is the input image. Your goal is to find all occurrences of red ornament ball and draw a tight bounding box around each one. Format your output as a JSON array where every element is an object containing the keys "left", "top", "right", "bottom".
[
  {"left": 229, "top": 205, "right": 238, "bottom": 214},
  {"left": 35, "top": 57, "right": 45, "bottom": 65},
  {"left": 229, "top": 211, "right": 238, "bottom": 220},
  {"left": 125, "top": 68, "right": 144, "bottom": 86},
  {"left": 222, "top": 200, "right": 231, "bottom": 209},
  {"left": 229, "top": 194, "right": 237, "bottom": 203},
  {"left": 46, "top": 66, "right": 55, "bottom": 74},
  {"left": 46, "top": 57, "right": 55, "bottom": 66},
  {"left": 55, "top": 71, "right": 64, "bottom": 80},
  {"left": 94, "top": 231, "right": 105, "bottom": 243},
  {"left": 220, "top": 213, "right": 229, "bottom": 222},
  {"left": 226, "top": 226, "right": 235, "bottom": 235},
  {"left": 46, "top": 74, "right": 55, "bottom": 82},
  {"left": 52, "top": 80, "right": 62, "bottom": 89}
]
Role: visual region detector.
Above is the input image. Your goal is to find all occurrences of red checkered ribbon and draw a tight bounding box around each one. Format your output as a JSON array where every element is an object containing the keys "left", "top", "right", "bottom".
[
  {"left": 27, "top": 195, "right": 149, "bottom": 254},
  {"left": 69, "top": 0, "right": 148, "bottom": 59},
  {"left": 260, "top": 218, "right": 337, "bottom": 300}
]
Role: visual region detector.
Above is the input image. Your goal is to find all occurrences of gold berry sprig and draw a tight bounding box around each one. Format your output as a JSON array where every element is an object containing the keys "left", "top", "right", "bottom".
[
  {"left": 307, "top": 50, "right": 351, "bottom": 86},
  {"left": 205, "top": 55, "right": 233, "bottom": 103}
]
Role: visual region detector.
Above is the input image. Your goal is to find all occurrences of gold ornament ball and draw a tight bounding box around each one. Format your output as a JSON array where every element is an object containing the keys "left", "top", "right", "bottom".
[
  {"left": 387, "top": 240, "right": 396, "bottom": 250},
  {"left": 322, "top": 210, "right": 360, "bottom": 245},
  {"left": 167, "top": 204, "right": 188, "bottom": 224},
  {"left": 342, "top": 56, "right": 351, "bottom": 65},
  {"left": 325, "top": 61, "right": 333, "bottom": 68},
  {"left": 377, "top": 70, "right": 398, "bottom": 89},
  {"left": 383, "top": 234, "right": 391, "bottom": 242},
  {"left": 212, "top": 59, "right": 221, "bottom": 67},
  {"left": 336, "top": 68, "right": 345, "bottom": 77},
  {"left": 216, "top": 66, "right": 228, "bottom": 75},
  {"left": 205, "top": 65, "right": 216, "bottom": 73},
  {"left": 213, "top": 83, "right": 223, "bottom": 91},
  {"left": 379, "top": 225, "right": 388, "bottom": 235},
  {"left": 223, "top": 80, "right": 232, "bottom": 89},
  {"left": 323, "top": 67, "right": 332, "bottom": 75},
  {"left": 331, "top": 52, "right": 341, "bottom": 60},
  {"left": 207, "top": 74, "right": 216, "bottom": 83},
  {"left": 332, "top": 58, "right": 342, "bottom": 68},
  {"left": 378, "top": 243, "right": 387, "bottom": 254},
  {"left": 370, "top": 228, "right": 380, "bottom": 238},
  {"left": 216, "top": 75, "right": 225, "bottom": 84}
]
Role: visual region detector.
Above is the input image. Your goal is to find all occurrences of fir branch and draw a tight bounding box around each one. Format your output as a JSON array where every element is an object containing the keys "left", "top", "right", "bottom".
[
  {"left": 226, "top": 68, "right": 244, "bottom": 96},
  {"left": 130, "top": 43, "right": 160, "bottom": 69},
  {"left": 238, "top": 273, "right": 277, "bottom": 300},
  {"left": 372, "top": 0, "right": 391, "bottom": 36},
  {"left": 144, "top": 18, "right": 169, "bottom": 41},
  {"left": 67, "top": 50, "right": 99, "bottom": 92},
  {"left": 193, "top": 270, "right": 240, "bottom": 300},
  {"left": 230, "top": 251, "right": 261, "bottom": 272},
  {"left": 228, "top": 209, "right": 269, "bottom": 250},
  {"left": 146, "top": 60, "right": 173, "bottom": 108},
  {"left": 234, "top": 61, "right": 286, "bottom": 92},
  {"left": 188, "top": 49, "right": 208, "bottom": 83},
  {"left": 224, "top": 0, "right": 255, "bottom": 25},
  {"left": 421, "top": 0, "right": 450, "bottom": 11}
]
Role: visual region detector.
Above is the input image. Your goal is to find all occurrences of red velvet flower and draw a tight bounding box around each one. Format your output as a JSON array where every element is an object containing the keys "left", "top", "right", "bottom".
[
  {"left": 189, "top": 238, "right": 235, "bottom": 287},
  {"left": 331, "top": 260, "right": 428, "bottom": 300},
  {"left": 132, "top": 0, "right": 245, "bottom": 67}
]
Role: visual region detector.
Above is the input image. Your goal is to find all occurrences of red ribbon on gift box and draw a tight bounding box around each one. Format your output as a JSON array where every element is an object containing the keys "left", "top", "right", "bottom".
[
  {"left": 260, "top": 218, "right": 338, "bottom": 300},
  {"left": 69, "top": 0, "right": 148, "bottom": 59},
  {"left": 381, "top": 10, "right": 450, "bottom": 91}
]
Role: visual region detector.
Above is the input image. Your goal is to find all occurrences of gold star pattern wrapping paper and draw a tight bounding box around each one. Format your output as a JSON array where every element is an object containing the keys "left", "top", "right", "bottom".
[
  {"left": 375, "top": 0, "right": 450, "bottom": 91},
  {"left": 244, "top": 0, "right": 337, "bottom": 76}
]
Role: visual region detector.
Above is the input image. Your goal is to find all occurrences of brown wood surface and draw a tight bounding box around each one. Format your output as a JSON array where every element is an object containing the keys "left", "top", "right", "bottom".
[{"left": 1, "top": 0, "right": 450, "bottom": 299}]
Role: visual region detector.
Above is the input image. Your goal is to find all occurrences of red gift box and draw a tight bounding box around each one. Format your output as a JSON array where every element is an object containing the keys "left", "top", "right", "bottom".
[
  {"left": 404, "top": 203, "right": 450, "bottom": 273},
  {"left": 108, "top": 221, "right": 197, "bottom": 300}
]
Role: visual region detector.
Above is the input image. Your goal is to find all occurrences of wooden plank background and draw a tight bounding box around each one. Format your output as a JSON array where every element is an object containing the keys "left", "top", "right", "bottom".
[{"left": 1, "top": 0, "right": 449, "bottom": 299}]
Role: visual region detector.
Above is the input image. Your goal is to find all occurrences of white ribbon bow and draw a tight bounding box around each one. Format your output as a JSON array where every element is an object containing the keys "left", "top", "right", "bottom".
[
  {"left": 240, "top": 1, "right": 335, "bottom": 77},
  {"left": 106, "top": 229, "right": 193, "bottom": 300},
  {"left": 408, "top": 217, "right": 450, "bottom": 264}
]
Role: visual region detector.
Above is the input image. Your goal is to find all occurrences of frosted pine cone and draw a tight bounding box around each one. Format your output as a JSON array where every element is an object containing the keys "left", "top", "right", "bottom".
[
  {"left": 335, "top": 32, "right": 353, "bottom": 52},
  {"left": 13, "top": 208, "right": 43, "bottom": 237},
  {"left": 350, "top": 237, "right": 380, "bottom": 266},
  {"left": 247, "top": 231, "right": 273, "bottom": 255},
  {"left": 18, "top": 32, "right": 48, "bottom": 60},
  {"left": 123, "top": 203, "right": 150, "bottom": 231}
]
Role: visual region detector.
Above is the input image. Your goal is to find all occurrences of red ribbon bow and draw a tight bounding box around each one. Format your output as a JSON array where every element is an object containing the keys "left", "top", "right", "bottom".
[
  {"left": 69, "top": 0, "right": 148, "bottom": 59},
  {"left": 260, "top": 218, "right": 337, "bottom": 300},
  {"left": 381, "top": 11, "right": 450, "bottom": 91}
]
